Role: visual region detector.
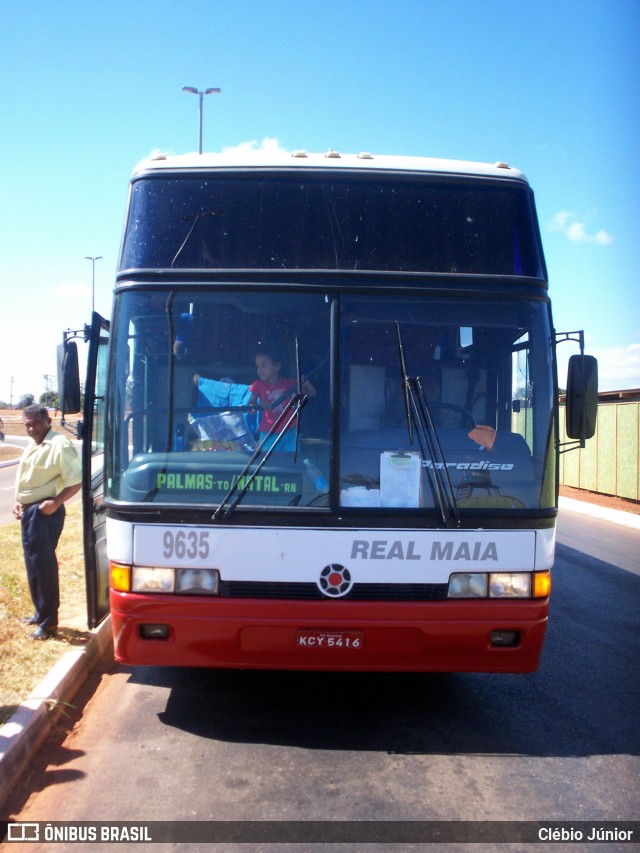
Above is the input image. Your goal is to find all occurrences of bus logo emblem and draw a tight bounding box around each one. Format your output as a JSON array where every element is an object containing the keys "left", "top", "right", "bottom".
[{"left": 318, "top": 564, "right": 353, "bottom": 598}]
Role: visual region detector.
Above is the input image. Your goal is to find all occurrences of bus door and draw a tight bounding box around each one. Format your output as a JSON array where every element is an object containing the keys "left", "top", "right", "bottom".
[{"left": 83, "top": 312, "right": 111, "bottom": 627}]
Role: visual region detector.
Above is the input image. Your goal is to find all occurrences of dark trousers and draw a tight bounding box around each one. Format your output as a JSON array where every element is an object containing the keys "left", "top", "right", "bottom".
[{"left": 20, "top": 503, "right": 65, "bottom": 630}]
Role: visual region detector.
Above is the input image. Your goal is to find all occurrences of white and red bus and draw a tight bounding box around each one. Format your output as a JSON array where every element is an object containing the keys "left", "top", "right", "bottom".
[{"left": 64, "top": 149, "right": 597, "bottom": 672}]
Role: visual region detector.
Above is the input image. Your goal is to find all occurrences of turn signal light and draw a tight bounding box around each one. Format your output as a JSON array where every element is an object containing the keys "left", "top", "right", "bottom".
[
  {"left": 533, "top": 570, "right": 551, "bottom": 598},
  {"left": 110, "top": 562, "right": 131, "bottom": 592}
]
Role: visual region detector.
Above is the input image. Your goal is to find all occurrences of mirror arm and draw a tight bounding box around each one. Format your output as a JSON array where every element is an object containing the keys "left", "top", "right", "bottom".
[
  {"left": 559, "top": 439, "right": 584, "bottom": 454},
  {"left": 555, "top": 329, "right": 585, "bottom": 355}
]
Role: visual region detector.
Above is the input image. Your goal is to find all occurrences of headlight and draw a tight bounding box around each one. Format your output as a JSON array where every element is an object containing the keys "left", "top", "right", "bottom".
[
  {"left": 132, "top": 567, "right": 175, "bottom": 593},
  {"left": 130, "top": 566, "right": 221, "bottom": 595},
  {"left": 448, "top": 573, "right": 488, "bottom": 598},
  {"left": 176, "top": 568, "right": 220, "bottom": 594},
  {"left": 489, "top": 573, "right": 531, "bottom": 598},
  {"left": 448, "top": 572, "right": 533, "bottom": 598}
]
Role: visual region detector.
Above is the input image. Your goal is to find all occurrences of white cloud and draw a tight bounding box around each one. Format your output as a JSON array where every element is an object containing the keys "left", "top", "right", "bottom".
[
  {"left": 144, "top": 140, "right": 287, "bottom": 160},
  {"left": 557, "top": 342, "right": 640, "bottom": 392},
  {"left": 592, "top": 343, "right": 640, "bottom": 390},
  {"left": 145, "top": 139, "right": 289, "bottom": 160},
  {"left": 52, "top": 282, "right": 92, "bottom": 300},
  {"left": 549, "top": 210, "right": 573, "bottom": 231},
  {"left": 147, "top": 147, "right": 177, "bottom": 159},
  {"left": 221, "top": 137, "right": 287, "bottom": 154},
  {"left": 548, "top": 211, "right": 613, "bottom": 245}
]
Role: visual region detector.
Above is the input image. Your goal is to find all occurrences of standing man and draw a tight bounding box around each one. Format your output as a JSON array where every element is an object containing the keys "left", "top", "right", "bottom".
[{"left": 13, "top": 405, "right": 82, "bottom": 640}]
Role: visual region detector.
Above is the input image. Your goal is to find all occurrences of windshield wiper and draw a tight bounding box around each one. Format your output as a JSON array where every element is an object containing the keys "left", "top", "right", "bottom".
[
  {"left": 396, "top": 323, "right": 460, "bottom": 528},
  {"left": 212, "top": 393, "right": 308, "bottom": 520},
  {"left": 293, "top": 336, "right": 302, "bottom": 458},
  {"left": 213, "top": 335, "right": 310, "bottom": 520},
  {"left": 171, "top": 211, "right": 222, "bottom": 268}
]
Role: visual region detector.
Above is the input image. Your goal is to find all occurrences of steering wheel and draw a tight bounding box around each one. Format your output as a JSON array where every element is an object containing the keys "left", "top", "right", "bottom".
[{"left": 427, "top": 404, "right": 476, "bottom": 431}]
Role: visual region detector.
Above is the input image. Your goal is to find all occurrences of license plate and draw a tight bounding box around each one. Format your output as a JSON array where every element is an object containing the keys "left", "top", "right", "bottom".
[{"left": 296, "top": 630, "right": 363, "bottom": 650}]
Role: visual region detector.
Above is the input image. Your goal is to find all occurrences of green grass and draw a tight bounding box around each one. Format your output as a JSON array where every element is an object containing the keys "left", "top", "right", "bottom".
[{"left": 0, "top": 503, "right": 90, "bottom": 725}]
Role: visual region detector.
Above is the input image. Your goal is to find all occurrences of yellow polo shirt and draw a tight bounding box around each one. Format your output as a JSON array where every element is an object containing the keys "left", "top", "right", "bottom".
[{"left": 15, "top": 428, "right": 82, "bottom": 505}]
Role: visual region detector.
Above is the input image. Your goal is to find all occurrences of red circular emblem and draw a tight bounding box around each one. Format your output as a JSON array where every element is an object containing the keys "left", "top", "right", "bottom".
[{"left": 318, "top": 564, "right": 353, "bottom": 597}]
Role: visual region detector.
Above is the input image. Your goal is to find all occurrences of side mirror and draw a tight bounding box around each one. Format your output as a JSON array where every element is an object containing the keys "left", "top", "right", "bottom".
[
  {"left": 57, "top": 341, "right": 82, "bottom": 415},
  {"left": 565, "top": 354, "right": 598, "bottom": 441}
]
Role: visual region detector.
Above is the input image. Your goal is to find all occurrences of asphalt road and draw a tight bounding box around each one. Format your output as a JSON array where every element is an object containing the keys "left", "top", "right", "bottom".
[{"left": 2, "top": 508, "right": 638, "bottom": 851}]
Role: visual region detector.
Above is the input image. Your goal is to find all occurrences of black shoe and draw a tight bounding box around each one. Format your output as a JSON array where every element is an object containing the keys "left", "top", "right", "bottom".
[
  {"left": 29, "top": 626, "right": 57, "bottom": 640},
  {"left": 22, "top": 616, "right": 39, "bottom": 625}
]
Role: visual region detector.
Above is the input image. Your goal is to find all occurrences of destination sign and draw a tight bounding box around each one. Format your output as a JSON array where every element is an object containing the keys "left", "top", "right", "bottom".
[{"left": 155, "top": 471, "right": 301, "bottom": 495}]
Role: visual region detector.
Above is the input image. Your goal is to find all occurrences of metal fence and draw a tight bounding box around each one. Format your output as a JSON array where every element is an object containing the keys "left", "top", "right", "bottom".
[{"left": 559, "top": 402, "right": 640, "bottom": 500}]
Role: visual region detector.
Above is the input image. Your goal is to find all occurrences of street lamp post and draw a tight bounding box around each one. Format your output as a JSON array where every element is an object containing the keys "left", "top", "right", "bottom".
[
  {"left": 85, "top": 255, "right": 102, "bottom": 316},
  {"left": 182, "top": 85, "right": 221, "bottom": 154}
]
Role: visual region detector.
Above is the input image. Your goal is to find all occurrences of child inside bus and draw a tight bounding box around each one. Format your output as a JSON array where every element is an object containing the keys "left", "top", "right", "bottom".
[{"left": 249, "top": 347, "right": 316, "bottom": 451}]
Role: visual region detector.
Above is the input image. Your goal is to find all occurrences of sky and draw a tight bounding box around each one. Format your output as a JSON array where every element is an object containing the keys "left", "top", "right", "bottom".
[{"left": 1, "top": 0, "right": 638, "bottom": 404}]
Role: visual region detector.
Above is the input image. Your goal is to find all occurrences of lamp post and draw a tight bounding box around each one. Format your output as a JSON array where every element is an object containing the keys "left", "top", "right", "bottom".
[
  {"left": 182, "top": 85, "right": 221, "bottom": 154},
  {"left": 85, "top": 256, "right": 102, "bottom": 316}
]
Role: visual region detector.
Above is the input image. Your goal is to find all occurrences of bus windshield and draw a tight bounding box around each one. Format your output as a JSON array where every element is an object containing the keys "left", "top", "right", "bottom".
[
  {"left": 120, "top": 173, "right": 545, "bottom": 278},
  {"left": 105, "top": 289, "right": 555, "bottom": 512}
]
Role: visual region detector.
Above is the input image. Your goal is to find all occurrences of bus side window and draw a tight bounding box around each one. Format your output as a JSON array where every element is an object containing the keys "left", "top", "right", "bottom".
[{"left": 512, "top": 336, "right": 532, "bottom": 451}]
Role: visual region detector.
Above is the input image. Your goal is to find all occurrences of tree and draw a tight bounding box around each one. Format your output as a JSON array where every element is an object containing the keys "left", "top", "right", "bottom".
[
  {"left": 18, "top": 393, "right": 35, "bottom": 409},
  {"left": 39, "top": 391, "right": 59, "bottom": 409}
]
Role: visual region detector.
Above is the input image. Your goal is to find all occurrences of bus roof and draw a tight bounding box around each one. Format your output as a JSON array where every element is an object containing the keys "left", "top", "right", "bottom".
[{"left": 132, "top": 150, "right": 530, "bottom": 184}]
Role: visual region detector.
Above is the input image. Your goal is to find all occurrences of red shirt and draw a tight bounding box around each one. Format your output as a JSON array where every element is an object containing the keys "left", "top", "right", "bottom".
[{"left": 250, "top": 378, "right": 297, "bottom": 432}]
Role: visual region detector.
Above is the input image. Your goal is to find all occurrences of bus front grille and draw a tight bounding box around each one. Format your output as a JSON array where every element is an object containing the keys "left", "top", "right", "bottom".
[{"left": 219, "top": 581, "right": 448, "bottom": 601}]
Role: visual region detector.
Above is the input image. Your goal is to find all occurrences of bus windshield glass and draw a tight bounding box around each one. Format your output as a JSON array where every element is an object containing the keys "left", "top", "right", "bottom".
[
  {"left": 339, "top": 295, "right": 555, "bottom": 512},
  {"left": 120, "top": 173, "right": 545, "bottom": 278},
  {"left": 106, "top": 289, "right": 555, "bottom": 511}
]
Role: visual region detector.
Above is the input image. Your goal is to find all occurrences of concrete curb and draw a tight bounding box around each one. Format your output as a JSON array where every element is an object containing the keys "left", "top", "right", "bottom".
[
  {"left": 558, "top": 496, "right": 640, "bottom": 530},
  {"left": 0, "top": 616, "right": 113, "bottom": 809},
  {"left": 0, "top": 447, "right": 21, "bottom": 469}
]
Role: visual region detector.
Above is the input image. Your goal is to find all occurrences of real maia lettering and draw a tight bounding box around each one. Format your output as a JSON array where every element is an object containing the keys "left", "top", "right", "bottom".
[{"left": 350, "top": 540, "right": 498, "bottom": 561}]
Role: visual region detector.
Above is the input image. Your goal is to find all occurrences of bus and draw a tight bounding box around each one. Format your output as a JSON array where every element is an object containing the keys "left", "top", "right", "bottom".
[{"left": 62, "top": 149, "right": 597, "bottom": 673}]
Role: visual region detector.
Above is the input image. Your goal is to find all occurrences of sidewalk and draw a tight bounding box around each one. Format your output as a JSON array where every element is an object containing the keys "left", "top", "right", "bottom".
[
  {"left": 0, "top": 440, "right": 26, "bottom": 469},
  {"left": 0, "top": 618, "right": 112, "bottom": 808},
  {"left": 558, "top": 495, "right": 640, "bottom": 530},
  {"left": 0, "top": 494, "right": 637, "bottom": 810}
]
